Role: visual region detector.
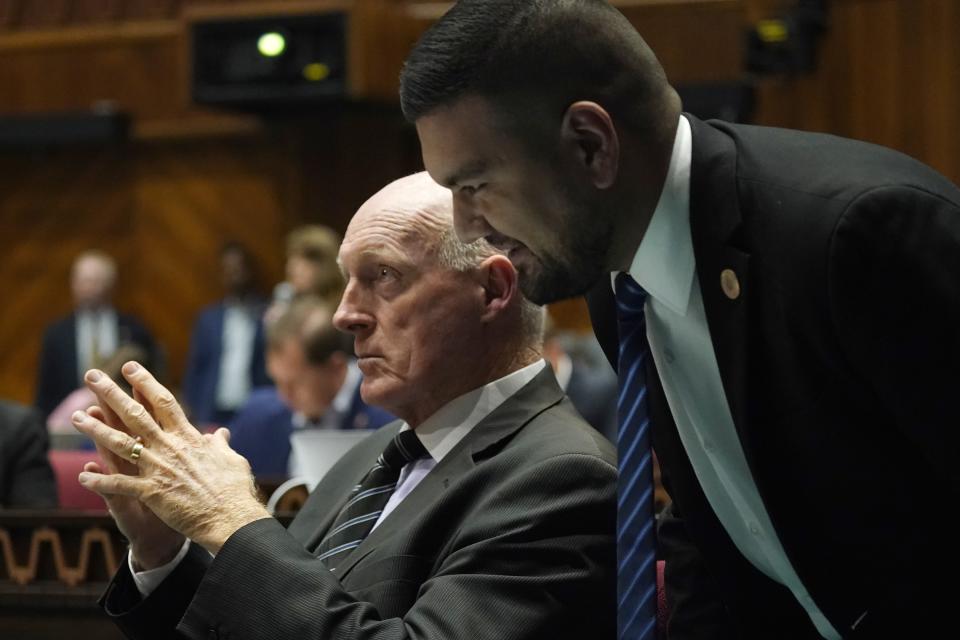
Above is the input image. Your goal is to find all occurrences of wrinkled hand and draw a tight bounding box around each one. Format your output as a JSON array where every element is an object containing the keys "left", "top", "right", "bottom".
[
  {"left": 72, "top": 362, "right": 271, "bottom": 555},
  {"left": 80, "top": 399, "right": 183, "bottom": 571}
]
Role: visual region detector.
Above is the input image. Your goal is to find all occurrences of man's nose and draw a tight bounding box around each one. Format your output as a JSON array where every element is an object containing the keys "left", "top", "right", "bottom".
[
  {"left": 333, "top": 283, "right": 372, "bottom": 334},
  {"left": 452, "top": 197, "right": 494, "bottom": 243}
]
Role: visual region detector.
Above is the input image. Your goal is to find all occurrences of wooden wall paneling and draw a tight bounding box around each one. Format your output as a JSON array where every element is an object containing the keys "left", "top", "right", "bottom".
[
  {"left": 0, "top": 0, "right": 20, "bottom": 29},
  {"left": 121, "top": 0, "right": 181, "bottom": 21},
  {"left": 892, "top": 0, "right": 959, "bottom": 180},
  {"left": 349, "top": 0, "right": 430, "bottom": 101},
  {"left": 129, "top": 136, "right": 295, "bottom": 388},
  {"left": 16, "top": 0, "right": 71, "bottom": 28},
  {"left": 618, "top": 0, "right": 744, "bottom": 84},
  {"left": 0, "top": 22, "right": 183, "bottom": 119},
  {"left": 71, "top": 0, "right": 124, "bottom": 24},
  {"left": 293, "top": 108, "right": 423, "bottom": 233},
  {"left": 0, "top": 146, "right": 137, "bottom": 405},
  {"left": 750, "top": 0, "right": 960, "bottom": 184},
  {"left": 0, "top": 135, "right": 301, "bottom": 404}
]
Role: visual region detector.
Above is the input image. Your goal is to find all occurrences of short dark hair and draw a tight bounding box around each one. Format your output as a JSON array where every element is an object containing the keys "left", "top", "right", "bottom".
[
  {"left": 400, "top": 0, "right": 675, "bottom": 137},
  {"left": 266, "top": 296, "right": 353, "bottom": 365}
]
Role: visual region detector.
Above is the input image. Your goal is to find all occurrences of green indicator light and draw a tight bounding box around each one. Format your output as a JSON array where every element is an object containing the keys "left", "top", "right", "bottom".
[{"left": 258, "top": 32, "right": 286, "bottom": 57}]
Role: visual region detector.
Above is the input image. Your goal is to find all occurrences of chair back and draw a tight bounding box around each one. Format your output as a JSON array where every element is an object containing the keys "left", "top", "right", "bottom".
[{"left": 48, "top": 450, "right": 107, "bottom": 511}]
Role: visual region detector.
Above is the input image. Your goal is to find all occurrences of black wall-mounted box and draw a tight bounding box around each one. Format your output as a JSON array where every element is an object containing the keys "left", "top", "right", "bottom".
[{"left": 191, "top": 12, "right": 348, "bottom": 111}]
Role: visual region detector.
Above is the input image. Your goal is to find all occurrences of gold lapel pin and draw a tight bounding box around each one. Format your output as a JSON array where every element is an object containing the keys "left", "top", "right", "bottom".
[{"left": 721, "top": 268, "right": 741, "bottom": 300}]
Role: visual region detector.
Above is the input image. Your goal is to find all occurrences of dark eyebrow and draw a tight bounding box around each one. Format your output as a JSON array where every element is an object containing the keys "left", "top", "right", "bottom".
[{"left": 444, "top": 160, "right": 489, "bottom": 189}]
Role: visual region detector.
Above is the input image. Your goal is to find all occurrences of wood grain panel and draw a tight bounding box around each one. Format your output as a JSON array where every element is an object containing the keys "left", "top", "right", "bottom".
[
  {"left": 0, "top": 136, "right": 298, "bottom": 404},
  {"left": 619, "top": 0, "right": 744, "bottom": 83},
  {"left": 129, "top": 137, "right": 294, "bottom": 383},
  {"left": 0, "top": 146, "right": 136, "bottom": 405},
  {"left": 749, "top": 0, "right": 960, "bottom": 183}
]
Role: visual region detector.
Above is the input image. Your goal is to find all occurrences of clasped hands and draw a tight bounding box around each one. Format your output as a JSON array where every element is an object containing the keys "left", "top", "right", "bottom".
[{"left": 72, "top": 361, "right": 271, "bottom": 569}]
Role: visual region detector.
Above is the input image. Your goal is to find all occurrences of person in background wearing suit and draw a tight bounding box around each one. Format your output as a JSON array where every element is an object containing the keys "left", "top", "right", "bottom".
[
  {"left": 35, "top": 250, "right": 157, "bottom": 418},
  {"left": 182, "top": 242, "right": 270, "bottom": 428},
  {"left": 228, "top": 295, "right": 393, "bottom": 478},
  {"left": 0, "top": 400, "right": 57, "bottom": 509},
  {"left": 401, "top": 1, "right": 960, "bottom": 638},
  {"left": 71, "top": 171, "right": 616, "bottom": 640}
]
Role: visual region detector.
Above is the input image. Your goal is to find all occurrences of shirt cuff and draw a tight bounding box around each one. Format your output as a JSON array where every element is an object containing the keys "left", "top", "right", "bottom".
[{"left": 129, "top": 538, "right": 192, "bottom": 597}]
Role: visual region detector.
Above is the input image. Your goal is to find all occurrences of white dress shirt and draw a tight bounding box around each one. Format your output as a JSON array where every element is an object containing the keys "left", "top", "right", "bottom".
[
  {"left": 130, "top": 360, "right": 547, "bottom": 597},
  {"left": 213, "top": 303, "right": 259, "bottom": 411},
  {"left": 616, "top": 115, "right": 841, "bottom": 639},
  {"left": 75, "top": 308, "right": 118, "bottom": 380}
]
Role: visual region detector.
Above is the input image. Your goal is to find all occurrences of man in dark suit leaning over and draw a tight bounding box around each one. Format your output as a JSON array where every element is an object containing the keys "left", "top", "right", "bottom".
[
  {"left": 70, "top": 171, "right": 617, "bottom": 639},
  {"left": 400, "top": 1, "right": 960, "bottom": 638}
]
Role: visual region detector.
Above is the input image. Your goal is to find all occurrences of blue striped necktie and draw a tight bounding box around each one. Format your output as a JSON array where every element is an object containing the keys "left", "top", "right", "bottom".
[
  {"left": 315, "top": 429, "right": 427, "bottom": 571},
  {"left": 615, "top": 273, "right": 657, "bottom": 639}
]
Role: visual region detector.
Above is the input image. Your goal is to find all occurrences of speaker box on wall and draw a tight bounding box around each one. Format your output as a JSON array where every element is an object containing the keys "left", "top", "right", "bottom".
[{"left": 191, "top": 12, "right": 348, "bottom": 111}]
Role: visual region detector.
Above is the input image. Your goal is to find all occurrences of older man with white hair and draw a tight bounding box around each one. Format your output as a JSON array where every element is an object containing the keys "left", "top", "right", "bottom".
[
  {"left": 73, "top": 172, "right": 617, "bottom": 640},
  {"left": 36, "top": 250, "right": 157, "bottom": 417}
]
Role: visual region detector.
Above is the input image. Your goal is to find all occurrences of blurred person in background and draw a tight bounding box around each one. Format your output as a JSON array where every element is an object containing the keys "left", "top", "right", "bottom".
[
  {"left": 271, "top": 225, "right": 345, "bottom": 308},
  {"left": 542, "top": 312, "right": 618, "bottom": 442},
  {"left": 182, "top": 242, "right": 270, "bottom": 428},
  {"left": 0, "top": 399, "right": 57, "bottom": 509},
  {"left": 47, "top": 343, "right": 148, "bottom": 445},
  {"left": 35, "top": 250, "right": 157, "bottom": 418},
  {"left": 228, "top": 295, "right": 393, "bottom": 478}
]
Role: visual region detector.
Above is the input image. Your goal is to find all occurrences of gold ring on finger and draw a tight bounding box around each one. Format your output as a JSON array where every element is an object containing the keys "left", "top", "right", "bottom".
[{"left": 130, "top": 440, "right": 145, "bottom": 463}]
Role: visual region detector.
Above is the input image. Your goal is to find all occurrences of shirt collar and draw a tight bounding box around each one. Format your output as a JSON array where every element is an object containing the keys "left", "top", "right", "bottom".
[
  {"left": 398, "top": 360, "right": 548, "bottom": 463},
  {"left": 619, "top": 114, "right": 694, "bottom": 316}
]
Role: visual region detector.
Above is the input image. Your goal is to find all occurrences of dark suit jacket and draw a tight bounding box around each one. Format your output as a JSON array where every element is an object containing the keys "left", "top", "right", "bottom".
[
  {"left": 182, "top": 301, "right": 270, "bottom": 425},
  {"left": 587, "top": 115, "right": 960, "bottom": 639},
  {"left": 0, "top": 400, "right": 57, "bottom": 508},
  {"left": 228, "top": 383, "right": 394, "bottom": 477},
  {"left": 101, "top": 366, "right": 617, "bottom": 640},
  {"left": 35, "top": 311, "right": 157, "bottom": 417}
]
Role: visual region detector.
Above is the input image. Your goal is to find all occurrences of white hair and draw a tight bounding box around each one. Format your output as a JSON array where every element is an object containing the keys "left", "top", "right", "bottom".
[{"left": 435, "top": 225, "right": 544, "bottom": 347}]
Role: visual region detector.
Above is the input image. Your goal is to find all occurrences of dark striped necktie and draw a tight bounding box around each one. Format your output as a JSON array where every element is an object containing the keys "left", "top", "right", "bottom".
[
  {"left": 315, "top": 429, "right": 428, "bottom": 571},
  {"left": 614, "top": 273, "right": 657, "bottom": 639}
]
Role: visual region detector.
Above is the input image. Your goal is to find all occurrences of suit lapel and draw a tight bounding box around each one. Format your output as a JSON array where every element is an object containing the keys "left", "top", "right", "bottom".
[
  {"left": 332, "top": 366, "right": 566, "bottom": 580},
  {"left": 291, "top": 424, "right": 400, "bottom": 552},
  {"left": 687, "top": 115, "right": 754, "bottom": 468}
]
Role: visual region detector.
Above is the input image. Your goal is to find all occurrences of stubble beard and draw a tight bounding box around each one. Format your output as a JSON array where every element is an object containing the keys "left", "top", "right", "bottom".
[{"left": 519, "top": 212, "right": 614, "bottom": 305}]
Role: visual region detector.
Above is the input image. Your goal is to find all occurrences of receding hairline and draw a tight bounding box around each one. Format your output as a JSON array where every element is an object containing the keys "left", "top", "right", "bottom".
[{"left": 344, "top": 174, "right": 454, "bottom": 254}]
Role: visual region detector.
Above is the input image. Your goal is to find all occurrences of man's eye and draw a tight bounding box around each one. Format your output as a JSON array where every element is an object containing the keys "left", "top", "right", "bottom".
[
  {"left": 461, "top": 184, "right": 483, "bottom": 196},
  {"left": 378, "top": 266, "right": 398, "bottom": 280}
]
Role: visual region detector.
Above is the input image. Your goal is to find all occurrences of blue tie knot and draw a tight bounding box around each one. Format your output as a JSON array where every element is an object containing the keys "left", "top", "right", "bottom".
[{"left": 615, "top": 273, "right": 648, "bottom": 318}]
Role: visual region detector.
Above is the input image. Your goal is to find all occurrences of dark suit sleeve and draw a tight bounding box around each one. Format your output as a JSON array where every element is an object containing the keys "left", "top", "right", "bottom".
[
  {"left": 101, "top": 543, "right": 213, "bottom": 640},
  {"left": 829, "top": 186, "right": 960, "bottom": 491},
  {"left": 2, "top": 404, "right": 57, "bottom": 508},
  {"left": 148, "top": 453, "right": 616, "bottom": 640}
]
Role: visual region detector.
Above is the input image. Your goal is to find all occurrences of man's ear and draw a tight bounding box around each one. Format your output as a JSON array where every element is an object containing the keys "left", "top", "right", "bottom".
[
  {"left": 560, "top": 101, "right": 620, "bottom": 189},
  {"left": 478, "top": 255, "right": 518, "bottom": 322}
]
